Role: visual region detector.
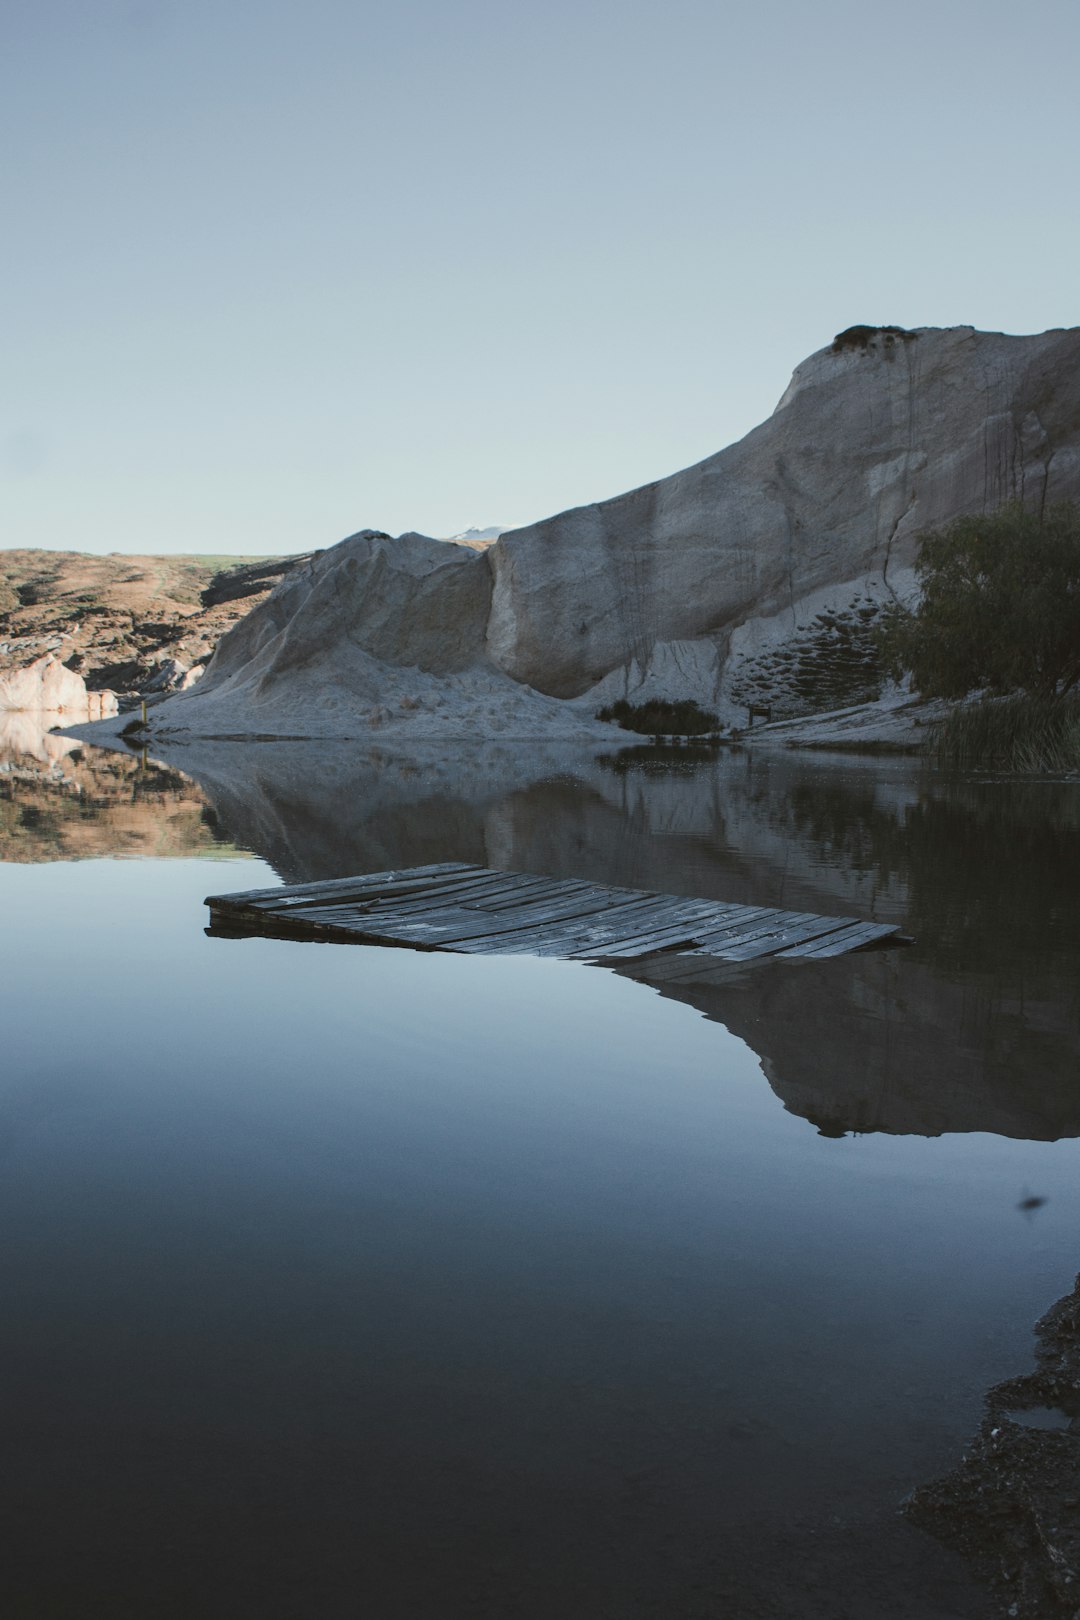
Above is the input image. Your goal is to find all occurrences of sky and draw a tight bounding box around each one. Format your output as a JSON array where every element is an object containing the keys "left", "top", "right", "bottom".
[{"left": 3, "top": 0, "right": 1079, "bottom": 556}]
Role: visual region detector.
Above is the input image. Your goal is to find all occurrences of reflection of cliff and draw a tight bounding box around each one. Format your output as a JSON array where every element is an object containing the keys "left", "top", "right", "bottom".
[
  {"left": 167, "top": 739, "right": 912, "bottom": 918},
  {"left": 128, "top": 738, "right": 1080, "bottom": 1141},
  {"left": 0, "top": 724, "right": 246, "bottom": 863},
  {"left": 626, "top": 953, "right": 1080, "bottom": 1141}
]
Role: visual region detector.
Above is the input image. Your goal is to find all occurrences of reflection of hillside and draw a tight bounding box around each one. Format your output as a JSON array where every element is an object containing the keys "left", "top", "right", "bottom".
[
  {"left": 0, "top": 725, "right": 245, "bottom": 862},
  {"left": 121, "top": 739, "right": 1080, "bottom": 1141}
]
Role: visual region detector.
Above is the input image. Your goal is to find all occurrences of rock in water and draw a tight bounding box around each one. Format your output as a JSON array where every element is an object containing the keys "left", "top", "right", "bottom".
[{"left": 110, "top": 325, "right": 1080, "bottom": 741}]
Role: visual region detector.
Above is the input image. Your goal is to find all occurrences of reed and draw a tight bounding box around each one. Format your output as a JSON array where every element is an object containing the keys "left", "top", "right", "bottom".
[{"left": 933, "top": 694, "right": 1080, "bottom": 772}]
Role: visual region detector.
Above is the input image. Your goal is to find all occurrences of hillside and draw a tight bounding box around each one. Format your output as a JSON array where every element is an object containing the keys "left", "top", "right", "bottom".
[{"left": 0, "top": 550, "right": 308, "bottom": 698}]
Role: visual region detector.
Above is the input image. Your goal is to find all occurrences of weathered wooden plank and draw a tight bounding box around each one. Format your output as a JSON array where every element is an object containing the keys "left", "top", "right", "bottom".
[
  {"left": 474, "top": 877, "right": 643, "bottom": 909},
  {"left": 364, "top": 873, "right": 561, "bottom": 917},
  {"left": 461, "top": 892, "right": 655, "bottom": 933},
  {"left": 561, "top": 899, "right": 756, "bottom": 959},
  {"left": 568, "top": 924, "right": 705, "bottom": 959},
  {"left": 207, "top": 861, "right": 479, "bottom": 908},
  {"left": 776, "top": 920, "right": 899, "bottom": 958},
  {"left": 546, "top": 899, "right": 736, "bottom": 956},
  {"left": 688, "top": 908, "right": 801, "bottom": 949},
  {"left": 383, "top": 872, "right": 579, "bottom": 908},
  {"left": 472, "top": 875, "right": 591, "bottom": 905},
  {"left": 363, "top": 907, "right": 576, "bottom": 947},
  {"left": 686, "top": 905, "right": 779, "bottom": 935},
  {"left": 234, "top": 881, "right": 495, "bottom": 920},
  {"left": 716, "top": 914, "right": 863, "bottom": 961},
  {"left": 227, "top": 870, "right": 502, "bottom": 915},
  {"left": 207, "top": 863, "right": 910, "bottom": 964},
  {"left": 377, "top": 891, "right": 672, "bottom": 951},
  {"left": 324, "top": 883, "right": 652, "bottom": 942},
  {"left": 480, "top": 894, "right": 687, "bottom": 944}
]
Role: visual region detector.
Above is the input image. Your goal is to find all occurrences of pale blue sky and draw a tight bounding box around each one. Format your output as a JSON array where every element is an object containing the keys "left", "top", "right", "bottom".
[{"left": 4, "top": 0, "right": 1078, "bottom": 555}]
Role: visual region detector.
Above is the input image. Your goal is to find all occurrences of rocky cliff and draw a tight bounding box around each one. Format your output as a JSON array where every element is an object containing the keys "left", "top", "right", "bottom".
[{"left": 116, "top": 325, "right": 1080, "bottom": 741}]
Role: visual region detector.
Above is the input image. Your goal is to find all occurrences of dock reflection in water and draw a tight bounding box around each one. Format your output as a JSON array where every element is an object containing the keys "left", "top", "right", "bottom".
[{"left": 141, "top": 735, "right": 1080, "bottom": 1144}]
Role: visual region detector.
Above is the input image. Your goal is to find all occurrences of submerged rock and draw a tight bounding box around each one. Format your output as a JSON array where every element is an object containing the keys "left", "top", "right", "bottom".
[{"left": 104, "top": 324, "right": 1080, "bottom": 741}]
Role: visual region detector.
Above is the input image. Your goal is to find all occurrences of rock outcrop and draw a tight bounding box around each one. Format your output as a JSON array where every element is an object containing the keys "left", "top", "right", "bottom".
[
  {"left": 0, "top": 654, "right": 117, "bottom": 720},
  {"left": 111, "top": 325, "right": 1080, "bottom": 741},
  {"left": 125, "top": 531, "right": 610, "bottom": 740}
]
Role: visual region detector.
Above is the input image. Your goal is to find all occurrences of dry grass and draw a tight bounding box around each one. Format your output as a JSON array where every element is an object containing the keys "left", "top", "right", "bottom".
[{"left": 933, "top": 694, "right": 1080, "bottom": 772}]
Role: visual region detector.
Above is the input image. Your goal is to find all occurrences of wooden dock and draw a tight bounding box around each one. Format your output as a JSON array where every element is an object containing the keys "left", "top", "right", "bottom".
[{"left": 205, "top": 861, "right": 907, "bottom": 964}]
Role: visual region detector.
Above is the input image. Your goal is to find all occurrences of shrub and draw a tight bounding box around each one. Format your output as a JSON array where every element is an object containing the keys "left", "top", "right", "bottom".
[
  {"left": 596, "top": 698, "right": 720, "bottom": 736},
  {"left": 879, "top": 502, "right": 1080, "bottom": 700},
  {"left": 830, "top": 325, "right": 916, "bottom": 354}
]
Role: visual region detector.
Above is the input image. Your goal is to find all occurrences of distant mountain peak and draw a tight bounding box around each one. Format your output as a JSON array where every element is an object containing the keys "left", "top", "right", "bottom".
[{"left": 446, "top": 525, "right": 505, "bottom": 545}]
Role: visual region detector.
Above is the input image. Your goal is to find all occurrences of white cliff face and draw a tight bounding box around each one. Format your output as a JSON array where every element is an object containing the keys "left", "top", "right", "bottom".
[
  {"left": 115, "top": 325, "right": 1080, "bottom": 741},
  {"left": 0, "top": 654, "right": 118, "bottom": 720},
  {"left": 486, "top": 325, "right": 1080, "bottom": 705},
  {"left": 134, "top": 530, "right": 611, "bottom": 740}
]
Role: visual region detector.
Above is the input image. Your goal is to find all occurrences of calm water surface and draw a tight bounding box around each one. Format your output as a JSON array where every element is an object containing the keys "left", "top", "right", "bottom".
[{"left": 2, "top": 729, "right": 1078, "bottom": 1618}]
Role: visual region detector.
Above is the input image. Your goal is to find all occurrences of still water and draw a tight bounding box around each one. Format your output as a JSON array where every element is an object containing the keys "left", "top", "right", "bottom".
[{"left": 2, "top": 728, "right": 1078, "bottom": 1618}]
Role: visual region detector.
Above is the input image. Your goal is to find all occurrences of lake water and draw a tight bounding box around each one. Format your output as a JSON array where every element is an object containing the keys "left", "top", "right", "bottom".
[{"left": 2, "top": 727, "right": 1079, "bottom": 1618}]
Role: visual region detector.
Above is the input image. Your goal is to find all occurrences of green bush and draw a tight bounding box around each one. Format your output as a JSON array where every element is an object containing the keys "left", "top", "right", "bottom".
[
  {"left": 879, "top": 501, "right": 1080, "bottom": 700},
  {"left": 596, "top": 698, "right": 720, "bottom": 736}
]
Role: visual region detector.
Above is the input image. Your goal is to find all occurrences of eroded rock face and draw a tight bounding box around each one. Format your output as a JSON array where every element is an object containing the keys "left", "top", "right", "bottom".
[
  {"left": 488, "top": 324, "right": 1080, "bottom": 703},
  {"left": 202, "top": 531, "right": 491, "bottom": 688},
  {"left": 132, "top": 325, "right": 1080, "bottom": 739},
  {"left": 135, "top": 531, "right": 611, "bottom": 739}
]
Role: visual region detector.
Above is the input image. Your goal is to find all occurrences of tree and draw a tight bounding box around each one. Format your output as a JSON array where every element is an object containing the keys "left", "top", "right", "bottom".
[{"left": 879, "top": 502, "right": 1080, "bottom": 699}]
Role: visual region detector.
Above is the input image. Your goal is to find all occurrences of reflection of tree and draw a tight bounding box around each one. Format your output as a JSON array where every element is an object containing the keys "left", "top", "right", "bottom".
[
  {"left": 901, "top": 786, "right": 1080, "bottom": 979},
  {"left": 770, "top": 770, "right": 1080, "bottom": 988}
]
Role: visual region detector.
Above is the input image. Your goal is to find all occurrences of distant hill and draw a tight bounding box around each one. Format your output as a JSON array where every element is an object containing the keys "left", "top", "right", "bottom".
[
  {"left": 0, "top": 550, "right": 308, "bottom": 697},
  {"left": 444, "top": 526, "right": 505, "bottom": 547}
]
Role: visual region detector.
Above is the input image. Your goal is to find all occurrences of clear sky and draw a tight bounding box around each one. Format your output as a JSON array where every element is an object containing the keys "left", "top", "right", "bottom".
[{"left": 4, "top": 0, "right": 1078, "bottom": 556}]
